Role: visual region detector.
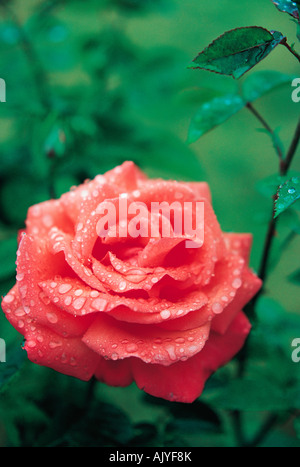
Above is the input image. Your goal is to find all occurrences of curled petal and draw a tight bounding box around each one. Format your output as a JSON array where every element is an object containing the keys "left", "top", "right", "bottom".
[{"left": 82, "top": 313, "right": 211, "bottom": 366}]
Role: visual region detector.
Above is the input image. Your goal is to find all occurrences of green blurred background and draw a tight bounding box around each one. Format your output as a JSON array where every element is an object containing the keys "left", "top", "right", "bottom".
[{"left": 0, "top": 0, "right": 299, "bottom": 447}]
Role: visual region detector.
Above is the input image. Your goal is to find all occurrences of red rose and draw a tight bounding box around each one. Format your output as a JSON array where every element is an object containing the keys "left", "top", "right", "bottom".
[{"left": 1, "top": 162, "right": 261, "bottom": 403}]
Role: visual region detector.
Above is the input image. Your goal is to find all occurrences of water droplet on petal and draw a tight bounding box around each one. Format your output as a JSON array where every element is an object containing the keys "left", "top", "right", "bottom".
[
  {"left": 212, "top": 302, "right": 223, "bottom": 314},
  {"left": 64, "top": 296, "right": 72, "bottom": 306},
  {"left": 15, "top": 308, "right": 26, "bottom": 317},
  {"left": 92, "top": 298, "right": 107, "bottom": 310},
  {"left": 46, "top": 312, "right": 58, "bottom": 324},
  {"left": 160, "top": 309, "right": 171, "bottom": 320},
  {"left": 232, "top": 278, "right": 242, "bottom": 289},
  {"left": 73, "top": 297, "right": 86, "bottom": 310},
  {"left": 3, "top": 294, "right": 14, "bottom": 304},
  {"left": 126, "top": 343, "right": 138, "bottom": 353},
  {"left": 119, "top": 281, "right": 127, "bottom": 291},
  {"left": 27, "top": 340, "right": 37, "bottom": 348},
  {"left": 90, "top": 290, "right": 100, "bottom": 298},
  {"left": 58, "top": 284, "right": 72, "bottom": 294},
  {"left": 175, "top": 337, "right": 185, "bottom": 344}
]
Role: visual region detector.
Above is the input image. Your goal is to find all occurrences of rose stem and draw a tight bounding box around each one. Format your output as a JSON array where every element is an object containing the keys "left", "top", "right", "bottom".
[
  {"left": 281, "top": 39, "right": 300, "bottom": 64},
  {"left": 232, "top": 118, "right": 300, "bottom": 447},
  {"left": 246, "top": 103, "right": 284, "bottom": 165},
  {"left": 255, "top": 117, "right": 300, "bottom": 295}
]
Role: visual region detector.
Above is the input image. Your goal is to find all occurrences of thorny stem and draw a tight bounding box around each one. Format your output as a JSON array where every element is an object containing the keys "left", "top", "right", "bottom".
[{"left": 282, "top": 39, "right": 300, "bottom": 64}]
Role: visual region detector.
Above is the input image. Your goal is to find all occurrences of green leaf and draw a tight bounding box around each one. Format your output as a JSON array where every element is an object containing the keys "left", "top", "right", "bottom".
[
  {"left": 275, "top": 176, "right": 300, "bottom": 218},
  {"left": 256, "top": 172, "right": 300, "bottom": 198},
  {"left": 48, "top": 401, "right": 134, "bottom": 447},
  {"left": 187, "top": 94, "right": 244, "bottom": 143},
  {"left": 211, "top": 377, "right": 288, "bottom": 411},
  {"left": 242, "top": 70, "right": 296, "bottom": 103},
  {"left": 271, "top": 0, "right": 299, "bottom": 19},
  {"left": 189, "top": 27, "right": 285, "bottom": 79}
]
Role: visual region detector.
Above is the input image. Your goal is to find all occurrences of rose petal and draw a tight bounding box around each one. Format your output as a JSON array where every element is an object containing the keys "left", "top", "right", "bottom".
[
  {"left": 47, "top": 228, "right": 107, "bottom": 292},
  {"left": 94, "top": 358, "right": 133, "bottom": 387},
  {"left": 212, "top": 267, "right": 262, "bottom": 334},
  {"left": 26, "top": 200, "right": 73, "bottom": 238},
  {"left": 104, "top": 161, "right": 148, "bottom": 191},
  {"left": 24, "top": 324, "right": 99, "bottom": 381},
  {"left": 39, "top": 277, "right": 208, "bottom": 324},
  {"left": 224, "top": 233, "right": 254, "bottom": 262},
  {"left": 131, "top": 311, "right": 251, "bottom": 402},
  {"left": 82, "top": 313, "right": 211, "bottom": 366},
  {"left": 16, "top": 234, "right": 94, "bottom": 337}
]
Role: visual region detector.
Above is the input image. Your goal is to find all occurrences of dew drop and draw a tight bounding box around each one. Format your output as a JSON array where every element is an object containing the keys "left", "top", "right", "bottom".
[
  {"left": 90, "top": 290, "right": 100, "bottom": 298},
  {"left": 19, "top": 286, "right": 27, "bottom": 299},
  {"left": 176, "top": 309, "right": 184, "bottom": 316},
  {"left": 64, "top": 296, "right": 72, "bottom": 306},
  {"left": 175, "top": 337, "right": 185, "bottom": 344},
  {"left": 73, "top": 297, "right": 86, "bottom": 310},
  {"left": 165, "top": 345, "right": 177, "bottom": 361},
  {"left": 212, "top": 302, "right": 223, "bottom": 314},
  {"left": 119, "top": 281, "right": 127, "bottom": 291},
  {"left": 92, "top": 298, "right": 107, "bottom": 310},
  {"left": 160, "top": 309, "right": 171, "bottom": 320},
  {"left": 15, "top": 308, "right": 26, "bottom": 317},
  {"left": 27, "top": 340, "right": 36, "bottom": 348},
  {"left": 74, "top": 289, "right": 83, "bottom": 297},
  {"left": 3, "top": 294, "right": 14, "bottom": 304},
  {"left": 46, "top": 312, "right": 58, "bottom": 324},
  {"left": 58, "top": 284, "right": 72, "bottom": 294},
  {"left": 232, "top": 278, "right": 242, "bottom": 289},
  {"left": 126, "top": 343, "right": 138, "bottom": 353}
]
